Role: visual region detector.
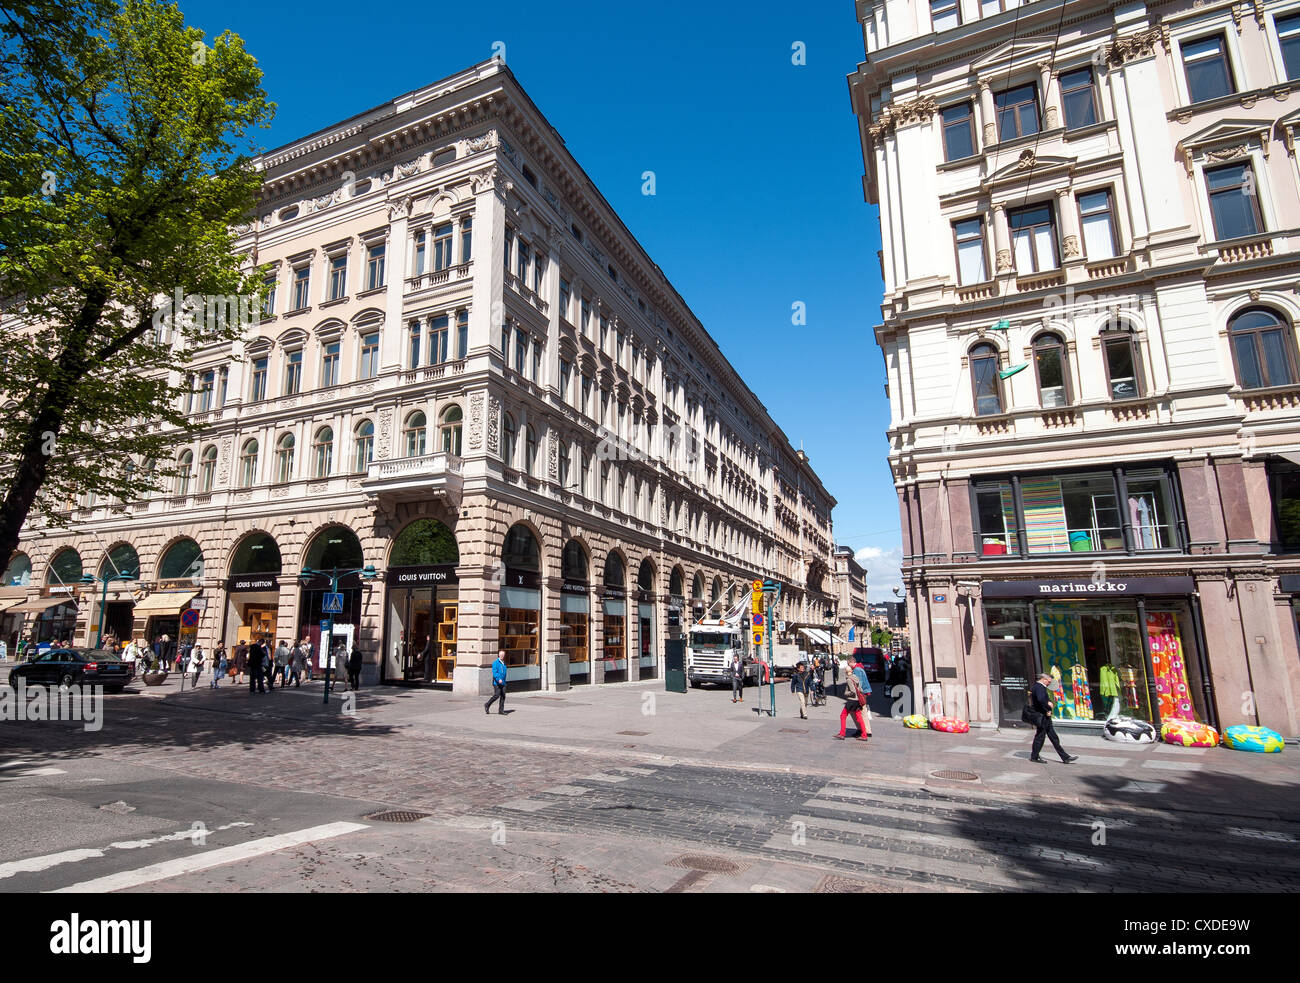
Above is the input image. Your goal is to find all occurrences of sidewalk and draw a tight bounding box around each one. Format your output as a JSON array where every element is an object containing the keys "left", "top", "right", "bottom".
[{"left": 91, "top": 668, "right": 1300, "bottom": 822}]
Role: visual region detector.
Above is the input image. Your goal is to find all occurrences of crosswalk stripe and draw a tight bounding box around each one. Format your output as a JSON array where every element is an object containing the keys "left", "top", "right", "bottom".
[{"left": 50, "top": 822, "right": 369, "bottom": 893}]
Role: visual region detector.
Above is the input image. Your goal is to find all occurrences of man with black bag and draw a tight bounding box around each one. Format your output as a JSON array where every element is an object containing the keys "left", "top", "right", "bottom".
[{"left": 1024, "top": 672, "right": 1078, "bottom": 763}]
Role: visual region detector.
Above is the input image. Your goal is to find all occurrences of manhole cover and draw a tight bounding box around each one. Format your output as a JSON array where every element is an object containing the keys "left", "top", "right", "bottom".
[
  {"left": 666, "top": 854, "right": 750, "bottom": 875},
  {"left": 930, "top": 770, "right": 980, "bottom": 781},
  {"left": 617, "top": 731, "right": 649, "bottom": 736},
  {"left": 815, "top": 874, "right": 879, "bottom": 893},
  {"left": 99, "top": 800, "right": 136, "bottom": 815},
  {"left": 363, "top": 809, "right": 431, "bottom": 823}
]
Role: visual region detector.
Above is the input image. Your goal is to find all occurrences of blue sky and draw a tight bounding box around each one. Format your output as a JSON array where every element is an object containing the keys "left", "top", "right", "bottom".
[{"left": 182, "top": 0, "right": 901, "bottom": 596}]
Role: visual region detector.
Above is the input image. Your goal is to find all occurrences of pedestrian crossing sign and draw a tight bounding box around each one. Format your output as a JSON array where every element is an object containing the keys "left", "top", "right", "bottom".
[{"left": 322, "top": 592, "right": 344, "bottom": 614}]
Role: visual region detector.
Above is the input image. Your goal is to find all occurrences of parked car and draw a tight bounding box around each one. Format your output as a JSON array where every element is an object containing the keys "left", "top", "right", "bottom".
[
  {"left": 7, "top": 648, "right": 134, "bottom": 692},
  {"left": 850, "top": 646, "right": 888, "bottom": 682}
]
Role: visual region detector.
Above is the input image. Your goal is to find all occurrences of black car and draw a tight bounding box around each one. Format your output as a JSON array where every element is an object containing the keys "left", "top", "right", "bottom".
[
  {"left": 851, "top": 647, "right": 888, "bottom": 682},
  {"left": 9, "top": 648, "right": 134, "bottom": 692}
]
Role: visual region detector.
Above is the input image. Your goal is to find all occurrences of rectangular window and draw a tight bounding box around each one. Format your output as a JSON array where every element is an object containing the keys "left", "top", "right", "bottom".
[
  {"left": 456, "top": 310, "right": 468, "bottom": 360},
  {"left": 995, "top": 83, "right": 1040, "bottom": 141},
  {"left": 217, "top": 367, "right": 228, "bottom": 407},
  {"left": 1206, "top": 162, "right": 1262, "bottom": 240},
  {"left": 251, "top": 357, "right": 268, "bottom": 402},
  {"left": 953, "top": 218, "right": 988, "bottom": 284},
  {"left": 196, "top": 370, "right": 214, "bottom": 413},
  {"left": 292, "top": 266, "right": 310, "bottom": 311},
  {"left": 1009, "top": 203, "right": 1059, "bottom": 273},
  {"left": 1268, "top": 463, "right": 1300, "bottom": 550},
  {"left": 1125, "top": 469, "right": 1178, "bottom": 550},
  {"left": 414, "top": 231, "right": 427, "bottom": 275},
  {"left": 581, "top": 298, "right": 592, "bottom": 335},
  {"left": 970, "top": 347, "right": 1002, "bottom": 416},
  {"left": 942, "top": 102, "right": 977, "bottom": 160},
  {"left": 1059, "top": 67, "right": 1098, "bottom": 129},
  {"left": 1278, "top": 13, "right": 1300, "bottom": 81},
  {"left": 366, "top": 243, "right": 386, "bottom": 290},
  {"left": 973, "top": 482, "right": 1017, "bottom": 554},
  {"left": 559, "top": 279, "right": 571, "bottom": 321},
  {"left": 360, "top": 332, "right": 380, "bottom": 379},
  {"left": 430, "top": 316, "right": 449, "bottom": 364},
  {"left": 930, "top": 0, "right": 960, "bottom": 31},
  {"left": 501, "top": 325, "right": 510, "bottom": 361},
  {"left": 515, "top": 329, "right": 528, "bottom": 375},
  {"left": 284, "top": 350, "right": 302, "bottom": 395},
  {"left": 559, "top": 359, "right": 572, "bottom": 402},
  {"left": 1078, "top": 189, "right": 1118, "bottom": 260},
  {"left": 980, "top": 0, "right": 1004, "bottom": 14},
  {"left": 533, "top": 252, "right": 546, "bottom": 294},
  {"left": 329, "top": 254, "right": 347, "bottom": 301},
  {"left": 1103, "top": 333, "right": 1141, "bottom": 399},
  {"left": 1182, "top": 34, "right": 1235, "bottom": 103},
  {"left": 517, "top": 240, "right": 531, "bottom": 283},
  {"left": 1034, "top": 337, "right": 1068, "bottom": 408},
  {"left": 599, "top": 314, "right": 609, "bottom": 351},
  {"left": 433, "top": 223, "right": 453, "bottom": 272},
  {"left": 262, "top": 277, "right": 277, "bottom": 317},
  {"left": 460, "top": 217, "right": 473, "bottom": 264},
  {"left": 409, "top": 322, "right": 422, "bottom": 369},
  {"left": 532, "top": 344, "right": 541, "bottom": 383},
  {"left": 504, "top": 228, "right": 514, "bottom": 274},
  {"left": 321, "top": 341, "right": 341, "bottom": 388}
]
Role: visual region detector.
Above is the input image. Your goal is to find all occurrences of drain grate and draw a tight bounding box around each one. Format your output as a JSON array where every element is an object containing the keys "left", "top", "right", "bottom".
[
  {"left": 815, "top": 874, "right": 879, "bottom": 893},
  {"left": 666, "top": 854, "right": 750, "bottom": 875},
  {"left": 930, "top": 770, "right": 980, "bottom": 782},
  {"left": 363, "top": 809, "right": 431, "bottom": 823},
  {"left": 617, "top": 730, "right": 649, "bottom": 736}
]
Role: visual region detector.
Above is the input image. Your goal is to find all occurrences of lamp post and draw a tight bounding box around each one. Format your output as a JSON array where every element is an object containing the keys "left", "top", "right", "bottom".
[
  {"left": 299, "top": 564, "right": 377, "bottom": 704},
  {"left": 80, "top": 570, "right": 137, "bottom": 649}
]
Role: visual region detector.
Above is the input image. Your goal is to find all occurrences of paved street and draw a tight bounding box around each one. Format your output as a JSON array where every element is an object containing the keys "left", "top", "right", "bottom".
[{"left": 1, "top": 668, "right": 1298, "bottom": 892}]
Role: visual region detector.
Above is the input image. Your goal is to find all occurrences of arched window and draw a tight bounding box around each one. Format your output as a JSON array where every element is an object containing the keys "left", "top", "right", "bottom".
[
  {"left": 502, "top": 414, "right": 517, "bottom": 468},
  {"left": 1032, "top": 332, "right": 1071, "bottom": 408},
  {"left": 525, "top": 426, "right": 538, "bottom": 475},
  {"left": 404, "top": 411, "right": 427, "bottom": 457},
  {"left": 313, "top": 426, "right": 333, "bottom": 477},
  {"left": 1229, "top": 307, "right": 1296, "bottom": 390},
  {"left": 970, "top": 343, "right": 1003, "bottom": 416},
  {"left": 1100, "top": 320, "right": 1143, "bottom": 400},
  {"left": 199, "top": 445, "right": 218, "bottom": 492},
  {"left": 239, "top": 439, "right": 259, "bottom": 488},
  {"left": 563, "top": 540, "right": 588, "bottom": 581},
  {"left": 275, "top": 433, "right": 295, "bottom": 483},
  {"left": 176, "top": 450, "right": 194, "bottom": 496},
  {"left": 503, "top": 524, "right": 540, "bottom": 571},
  {"left": 46, "top": 547, "right": 82, "bottom": 587},
  {"left": 353, "top": 420, "right": 374, "bottom": 472},
  {"left": 439, "top": 405, "right": 463, "bottom": 456},
  {"left": 158, "top": 538, "right": 204, "bottom": 583},
  {"left": 390, "top": 518, "right": 459, "bottom": 566},
  {"left": 3, "top": 552, "right": 32, "bottom": 586},
  {"left": 98, "top": 543, "right": 139, "bottom": 580},
  {"left": 228, "top": 533, "right": 281, "bottom": 575}
]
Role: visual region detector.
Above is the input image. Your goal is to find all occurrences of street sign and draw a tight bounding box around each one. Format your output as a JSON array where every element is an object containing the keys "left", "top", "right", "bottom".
[
  {"left": 778, "top": 620, "right": 786, "bottom": 633},
  {"left": 322, "top": 592, "right": 344, "bottom": 614},
  {"left": 751, "top": 579, "right": 763, "bottom": 592},
  {"left": 190, "top": 597, "right": 207, "bottom": 610},
  {"left": 180, "top": 609, "right": 200, "bottom": 628},
  {"left": 752, "top": 613, "right": 764, "bottom": 627},
  {"left": 319, "top": 617, "right": 333, "bottom": 635},
  {"left": 753, "top": 630, "right": 764, "bottom": 647}
]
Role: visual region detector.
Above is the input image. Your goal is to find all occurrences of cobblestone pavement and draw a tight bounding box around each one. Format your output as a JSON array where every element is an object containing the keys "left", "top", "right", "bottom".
[{"left": 2, "top": 678, "right": 1298, "bottom": 892}]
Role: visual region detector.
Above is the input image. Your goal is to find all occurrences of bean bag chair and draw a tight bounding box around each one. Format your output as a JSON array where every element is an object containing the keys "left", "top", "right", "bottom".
[
  {"left": 1160, "top": 718, "right": 1219, "bottom": 748},
  {"left": 1223, "top": 724, "right": 1284, "bottom": 753},
  {"left": 930, "top": 716, "right": 970, "bottom": 734},
  {"left": 902, "top": 714, "right": 929, "bottom": 729},
  {"left": 1102, "top": 717, "right": 1157, "bottom": 744}
]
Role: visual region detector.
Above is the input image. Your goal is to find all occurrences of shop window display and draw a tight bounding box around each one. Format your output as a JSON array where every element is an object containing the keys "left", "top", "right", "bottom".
[
  {"left": 1036, "top": 602, "right": 1152, "bottom": 722},
  {"left": 1146, "top": 605, "right": 1207, "bottom": 724}
]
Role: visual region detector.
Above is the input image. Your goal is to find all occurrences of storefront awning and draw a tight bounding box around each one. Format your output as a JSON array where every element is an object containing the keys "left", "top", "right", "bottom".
[
  {"left": 0, "top": 587, "right": 30, "bottom": 614},
  {"left": 132, "top": 590, "right": 199, "bottom": 616},
  {"left": 1278, "top": 450, "right": 1300, "bottom": 467},
  {"left": 5, "top": 596, "right": 77, "bottom": 616},
  {"left": 799, "top": 627, "right": 832, "bottom": 645}
]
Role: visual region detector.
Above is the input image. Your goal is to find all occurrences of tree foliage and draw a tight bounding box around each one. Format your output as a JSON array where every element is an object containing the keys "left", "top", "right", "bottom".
[{"left": 0, "top": 0, "right": 273, "bottom": 562}]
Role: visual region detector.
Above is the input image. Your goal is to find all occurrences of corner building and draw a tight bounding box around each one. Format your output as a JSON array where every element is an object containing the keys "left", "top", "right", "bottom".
[
  {"left": 850, "top": 0, "right": 1300, "bottom": 734},
  {"left": 8, "top": 61, "right": 836, "bottom": 694}
]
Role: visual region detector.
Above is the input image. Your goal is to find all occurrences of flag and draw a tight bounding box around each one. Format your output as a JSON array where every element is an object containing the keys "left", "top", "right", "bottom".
[{"left": 848, "top": 626, "right": 855, "bottom": 641}]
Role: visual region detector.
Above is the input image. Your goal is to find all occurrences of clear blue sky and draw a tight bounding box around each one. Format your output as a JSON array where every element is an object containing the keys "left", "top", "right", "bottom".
[{"left": 181, "top": 0, "right": 901, "bottom": 596}]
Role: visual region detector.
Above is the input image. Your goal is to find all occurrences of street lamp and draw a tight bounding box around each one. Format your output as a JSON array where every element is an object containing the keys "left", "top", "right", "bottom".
[
  {"left": 80, "top": 570, "right": 137, "bottom": 649},
  {"left": 299, "top": 564, "right": 377, "bottom": 704}
]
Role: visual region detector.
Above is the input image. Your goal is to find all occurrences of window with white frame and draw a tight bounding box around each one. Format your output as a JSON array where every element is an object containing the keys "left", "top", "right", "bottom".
[
  {"left": 1078, "top": 189, "right": 1118, "bottom": 259},
  {"left": 409, "top": 321, "right": 422, "bottom": 369},
  {"left": 1009, "top": 203, "right": 1059, "bottom": 272},
  {"left": 1205, "top": 161, "right": 1263, "bottom": 240},
  {"left": 359, "top": 331, "right": 380, "bottom": 379},
  {"left": 433, "top": 224, "right": 453, "bottom": 272},
  {"left": 320, "top": 341, "right": 341, "bottom": 388},
  {"left": 366, "top": 242, "right": 386, "bottom": 290},
  {"left": 930, "top": 0, "right": 960, "bottom": 31},
  {"left": 460, "top": 217, "right": 473, "bottom": 263},
  {"left": 291, "top": 266, "right": 310, "bottom": 310},
  {"left": 440, "top": 405, "right": 462, "bottom": 456},
  {"left": 250, "top": 357, "right": 268, "bottom": 401},
  {"left": 515, "top": 329, "right": 527, "bottom": 374},
  {"left": 199, "top": 445, "right": 217, "bottom": 492},
  {"left": 1278, "top": 12, "right": 1300, "bottom": 81},
  {"left": 413, "top": 230, "right": 427, "bottom": 275},
  {"left": 430, "top": 315, "right": 450, "bottom": 364},
  {"left": 313, "top": 427, "right": 333, "bottom": 477},
  {"left": 456, "top": 310, "right": 468, "bottom": 359},
  {"left": 354, "top": 420, "right": 374, "bottom": 472},
  {"left": 284, "top": 349, "right": 302, "bottom": 396},
  {"left": 502, "top": 414, "right": 517, "bottom": 466},
  {"left": 404, "top": 411, "right": 426, "bottom": 457},
  {"left": 262, "top": 276, "right": 277, "bottom": 317},
  {"left": 328, "top": 254, "right": 347, "bottom": 301},
  {"left": 176, "top": 450, "right": 193, "bottom": 496},
  {"left": 239, "top": 440, "right": 259, "bottom": 488},
  {"left": 275, "top": 433, "right": 295, "bottom": 483},
  {"left": 1182, "top": 34, "right": 1236, "bottom": 103},
  {"left": 953, "top": 218, "right": 988, "bottom": 284},
  {"left": 1059, "top": 67, "right": 1098, "bottom": 129}
]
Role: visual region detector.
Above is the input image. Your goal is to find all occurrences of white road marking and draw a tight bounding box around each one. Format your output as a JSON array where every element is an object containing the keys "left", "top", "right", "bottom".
[
  {"left": 1227, "top": 827, "right": 1296, "bottom": 844},
  {"left": 0, "top": 767, "right": 66, "bottom": 781},
  {"left": 582, "top": 773, "right": 628, "bottom": 783},
  {"left": 0, "top": 821, "right": 256, "bottom": 881},
  {"left": 544, "top": 785, "right": 590, "bottom": 796},
  {"left": 52, "top": 821, "right": 369, "bottom": 893},
  {"left": 941, "top": 746, "right": 995, "bottom": 755}
]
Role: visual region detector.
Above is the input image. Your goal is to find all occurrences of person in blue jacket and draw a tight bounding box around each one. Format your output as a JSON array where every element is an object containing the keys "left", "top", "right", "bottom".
[{"left": 484, "top": 649, "right": 509, "bottom": 714}]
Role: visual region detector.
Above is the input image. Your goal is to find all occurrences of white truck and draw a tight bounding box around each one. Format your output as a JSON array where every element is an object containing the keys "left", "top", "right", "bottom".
[{"left": 687, "top": 619, "right": 762, "bottom": 688}]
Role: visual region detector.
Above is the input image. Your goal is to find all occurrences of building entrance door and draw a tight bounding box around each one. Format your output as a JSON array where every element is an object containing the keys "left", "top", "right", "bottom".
[{"left": 992, "top": 640, "right": 1034, "bottom": 727}]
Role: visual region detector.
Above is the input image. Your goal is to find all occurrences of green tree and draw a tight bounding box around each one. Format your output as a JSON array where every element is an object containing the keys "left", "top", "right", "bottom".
[
  {"left": 871, "top": 626, "right": 892, "bottom": 649},
  {"left": 0, "top": 0, "right": 273, "bottom": 564}
]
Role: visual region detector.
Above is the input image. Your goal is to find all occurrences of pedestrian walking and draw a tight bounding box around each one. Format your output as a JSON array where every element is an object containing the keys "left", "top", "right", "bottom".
[
  {"left": 1025, "top": 673, "right": 1078, "bottom": 764},
  {"left": 730, "top": 653, "right": 745, "bottom": 703},
  {"left": 247, "top": 638, "right": 266, "bottom": 694},
  {"left": 484, "top": 650, "right": 508, "bottom": 714},
  {"left": 288, "top": 640, "right": 304, "bottom": 687},
  {"left": 790, "top": 661, "right": 810, "bottom": 719},
  {"left": 274, "top": 639, "right": 290, "bottom": 688},
  {"left": 420, "top": 633, "right": 435, "bottom": 683},
  {"left": 830, "top": 654, "right": 840, "bottom": 693},
  {"left": 348, "top": 644, "right": 363, "bottom": 691},
  {"left": 300, "top": 636, "right": 314, "bottom": 682},
  {"left": 233, "top": 641, "right": 248, "bottom": 684},
  {"left": 189, "top": 643, "right": 205, "bottom": 687},
  {"left": 212, "top": 642, "right": 227, "bottom": 689},
  {"left": 835, "top": 660, "right": 870, "bottom": 741}
]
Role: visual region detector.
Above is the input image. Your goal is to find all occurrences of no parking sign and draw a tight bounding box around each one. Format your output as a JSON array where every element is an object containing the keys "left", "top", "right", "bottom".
[{"left": 180, "top": 608, "right": 200, "bottom": 628}]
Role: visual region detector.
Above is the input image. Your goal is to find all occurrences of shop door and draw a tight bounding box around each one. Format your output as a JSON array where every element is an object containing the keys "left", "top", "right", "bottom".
[
  {"left": 991, "top": 641, "right": 1033, "bottom": 727},
  {"left": 393, "top": 590, "right": 434, "bottom": 681}
]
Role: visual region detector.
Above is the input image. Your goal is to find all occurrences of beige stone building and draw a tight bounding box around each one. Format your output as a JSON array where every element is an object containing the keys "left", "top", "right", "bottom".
[
  {"left": 850, "top": 0, "right": 1300, "bottom": 734},
  {"left": 3, "top": 60, "right": 836, "bottom": 694}
]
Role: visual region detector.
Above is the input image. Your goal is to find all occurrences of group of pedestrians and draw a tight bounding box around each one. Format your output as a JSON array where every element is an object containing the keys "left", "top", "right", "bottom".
[{"left": 786, "top": 654, "right": 873, "bottom": 742}]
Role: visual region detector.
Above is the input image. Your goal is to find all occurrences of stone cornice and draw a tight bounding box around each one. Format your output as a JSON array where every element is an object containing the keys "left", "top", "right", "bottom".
[
  {"left": 1106, "top": 26, "right": 1170, "bottom": 66},
  {"left": 868, "top": 95, "right": 939, "bottom": 140}
]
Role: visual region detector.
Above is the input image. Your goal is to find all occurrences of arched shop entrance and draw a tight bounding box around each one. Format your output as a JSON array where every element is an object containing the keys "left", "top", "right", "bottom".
[
  {"left": 497, "top": 524, "right": 542, "bottom": 690},
  {"left": 637, "top": 558, "right": 657, "bottom": 680},
  {"left": 144, "top": 538, "right": 205, "bottom": 658},
  {"left": 602, "top": 553, "right": 627, "bottom": 683},
  {"left": 691, "top": 572, "right": 705, "bottom": 624},
  {"left": 226, "top": 533, "right": 282, "bottom": 647},
  {"left": 31, "top": 548, "right": 82, "bottom": 643},
  {"left": 299, "top": 527, "right": 366, "bottom": 674},
  {"left": 560, "top": 540, "right": 590, "bottom": 685},
  {"left": 94, "top": 543, "right": 139, "bottom": 645},
  {"left": 668, "top": 567, "right": 685, "bottom": 640},
  {"left": 384, "top": 518, "right": 460, "bottom": 685}
]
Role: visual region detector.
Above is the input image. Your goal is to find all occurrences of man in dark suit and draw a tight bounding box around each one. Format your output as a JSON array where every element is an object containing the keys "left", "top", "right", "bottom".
[
  {"left": 1027, "top": 672, "right": 1078, "bottom": 763},
  {"left": 247, "top": 637, "right": 266, "bottom": 694}
]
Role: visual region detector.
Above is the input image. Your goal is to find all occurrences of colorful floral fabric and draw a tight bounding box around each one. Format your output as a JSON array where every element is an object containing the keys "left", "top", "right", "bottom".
[{"left": 1148, "top": 612, "right": 1195, "bottom": 722}]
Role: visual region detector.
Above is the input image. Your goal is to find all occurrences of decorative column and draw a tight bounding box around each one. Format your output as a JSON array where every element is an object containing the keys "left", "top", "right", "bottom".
[
  {"left": 1056, "top": 187, "right": 1081, "bottom": 260},
  {"left": 1039, "top": 61, "right": 1062, "bottom": 131},
  {"left": 992, "top": 202, "right": 1013, "bottom": 274},
  {"left": 381, "top": 199, "right": 410, "bottom": 373},
  {"left": 977, "top": 79, "right": 997, "bottom": 148}
]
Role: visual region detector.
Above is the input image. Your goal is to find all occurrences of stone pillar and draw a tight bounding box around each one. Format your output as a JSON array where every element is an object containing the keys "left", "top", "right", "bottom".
[
  {"left": 544, "top": 574, "right": 566, "bottom": 691},
  {"left": 590, "top": 584, "right": 606, "bottom": 684},
  {"left": 991, "top": 202, "right": 1013, "bottom": 274},
  {"left": 1056, "top": 187, "right": 1081, "bottom": 261},
  {"left": 381, "top": 200, "right": 410, "bottom": 373},
  {"left": 1038, "top": 61, "right": 1061, "bottom": 131},
  {"left": 452, "top": 564, "right": 497, "bottom": 695},
  {"left": 977, "top": 79, "right": 997, "bottom": 148}
]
